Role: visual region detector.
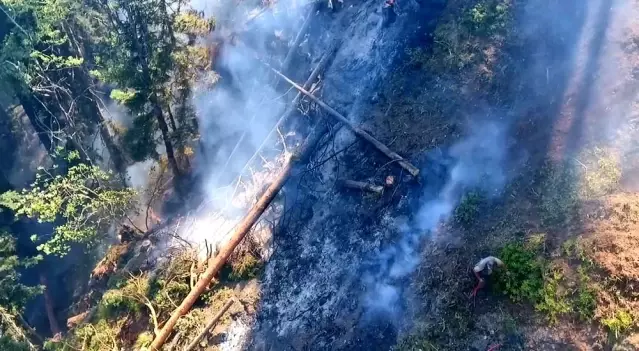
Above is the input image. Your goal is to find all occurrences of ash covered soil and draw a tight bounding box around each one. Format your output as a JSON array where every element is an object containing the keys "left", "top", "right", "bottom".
[{"left": 248, "top": 0, "right": 639, "bottom": 350}]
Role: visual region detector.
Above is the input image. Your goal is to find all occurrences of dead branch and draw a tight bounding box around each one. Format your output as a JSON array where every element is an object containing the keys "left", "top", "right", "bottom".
[
  {"left": 182, "top": 298, "right": 235, "bottom": 351},
  {"left": 339, "top": 179, "right": 384, "bottom": 195},
  {"left": 149, "top": 123, "right": 327, "bottom": 350},
  {"left": 235, "top": 41, "right": 340, "bottom": 188},
  {"left": 281, "top": 3, "right": 318, "bottom": 71},
  {"left": 167, "top": 331, "right": 183, "bottom": 351},
  {"left": 269, "top": 67, "right": 421, "bottom": 178}
]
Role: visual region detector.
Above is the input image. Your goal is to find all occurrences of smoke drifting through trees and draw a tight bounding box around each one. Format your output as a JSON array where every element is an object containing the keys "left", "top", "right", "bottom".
[
  {"left": 192, "top": 0, "right": 308, "bottom": 212},
  {"left": 363, "top": 122, "right": 509, "bottom": 316}
]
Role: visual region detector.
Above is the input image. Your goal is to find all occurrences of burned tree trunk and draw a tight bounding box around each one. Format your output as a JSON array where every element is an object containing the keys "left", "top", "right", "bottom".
[
  {"left": 15, "top": 90, "right": 53, "bottom": 154},
  {"left": 39, "top": 275, "right": 61, "bottom": 336},
  {"left": 73, "top": 70, "right": 127, "bottom": 175},
  {"left": 148, "top": 124, "right": 327, "bottom": 350},
  {"left": 339, "top": 179, "right": 384, "bottom": 194},
  {"left": 152, "top": 101, "right": 181, "bottom": 179}
]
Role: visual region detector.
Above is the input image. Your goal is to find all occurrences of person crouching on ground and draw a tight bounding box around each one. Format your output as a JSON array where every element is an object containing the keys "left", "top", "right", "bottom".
[{"left": 472, "top": 256, "right": 505, "bottom": 296}]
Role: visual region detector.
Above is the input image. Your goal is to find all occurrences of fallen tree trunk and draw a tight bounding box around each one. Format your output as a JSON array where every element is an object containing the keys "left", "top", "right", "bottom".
[
  {"left": 183, "top": 298, "right": 235, "bottom": 351},
  {"left": 149, "top": 125, "right": 326, "bottom": 350},
  {"left": 340, "top": 179, "right": 384, "bottom": 194},
  {"left": 269, "top": 67, "right": 420, "bottom": 178}
]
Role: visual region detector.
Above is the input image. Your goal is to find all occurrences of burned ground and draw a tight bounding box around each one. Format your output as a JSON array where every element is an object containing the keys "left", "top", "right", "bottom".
[
  {"left": 48, "top": 0, "right": 639, "bottom": 349},
  {"left": 253, "top": 0, "right": 639, "bottom": 350}
]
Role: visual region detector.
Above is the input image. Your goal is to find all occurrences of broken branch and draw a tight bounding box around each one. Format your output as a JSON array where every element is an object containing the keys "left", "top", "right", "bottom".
[
  {"left": 269, "top": 67, "right": 420, "bottom": 177},
  {"left": 339, "top": 179, "right": 384, "bottom": 195},
  {"left": 281, "top": 3, "right": 318, "bottom": 71},
  {"left": 183, "top": 298, "right": 235, "bottom": 351}
]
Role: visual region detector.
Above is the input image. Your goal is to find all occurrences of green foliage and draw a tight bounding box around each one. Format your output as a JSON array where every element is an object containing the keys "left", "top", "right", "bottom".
[
  {"left": 28, "top": 51, "right": 83, "bottom": 69},
  {"left": 538, "top": 163, "right": 579, "bottom": 226},
  {"left": 222, "top": 253, "right": 262, "bottom": 281},
  {"left": 418, "top": 0, "right": 513, "bottom": 72},
  {"left": 109, "top": 89, "right": 138, "bottom": 105},
  {"left": 534, "top": 267, "right": 571, "bottom": 324},
  {"left": 97, "top": 287, "right": 144, "bottom": 320},
  {"left": 578, "top": 148, "right": 621, "bottom": 199},
  {"left": 467, "top": 0, "right": 512, "bottom": 35},
  {"left": 0, "top": 0, "right": 82, "bottom": 89},
  {"left": 0, "top": 163, "right": 137, "bottom": 255},
  {"left": 454, "top": 191, "right": 483, "bottom": 229},
  {"left": 73, "top": 319, "right": 124, "bottom": 351},
  {"left": 0, "top": 230, "right": 43, "bottom": 315},
  {"left": 123, "top": 113, "right": 159, "bottom": 162},
  {"left": 0, "top": 336, "right": 31, "bottom": 351},
  {"left": 174, "top": 12, "right": 213, "bottom": 35},
  {"left": 575, "top": 268, "right": 597, "bottom": 321},
  {"left": 134, "top": 331, "right": 154, "bottom": 350},
  {"left": 601, "top": 310, "right": 634, "bottom": 339},
  {"left": 496, "top": 242, "right": 544, "bottom": 303}
]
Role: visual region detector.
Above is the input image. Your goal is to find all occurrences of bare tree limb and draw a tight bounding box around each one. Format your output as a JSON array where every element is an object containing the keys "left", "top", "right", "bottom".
[
  {"left": 268, "top": 66, "right": 420, "bottom": 177},
  {"left": 339, "top": 179, "right": 384, "bottom": 195},
  {"left": 183, "top": 298, "right": 235, "bottom": 351}
]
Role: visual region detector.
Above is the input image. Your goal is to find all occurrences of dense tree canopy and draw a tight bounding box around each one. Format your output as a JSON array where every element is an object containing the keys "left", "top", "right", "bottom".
[{"left": 0, "top": 0, "right": 213, "bottom": 345}]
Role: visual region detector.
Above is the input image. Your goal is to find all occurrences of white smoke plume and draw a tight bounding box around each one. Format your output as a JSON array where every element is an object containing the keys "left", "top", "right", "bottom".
[
  {"left": 177, "top": 0, "right": 311, "bottom": 252},
  {"left": 363, "top": 122, "right": 509, "bottom": 316}
]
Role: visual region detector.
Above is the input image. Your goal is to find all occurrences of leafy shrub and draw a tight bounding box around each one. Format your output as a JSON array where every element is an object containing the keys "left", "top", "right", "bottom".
[
  {"left": 46, "top": 319, "right": 126, "bottom": 351},
  {"left": 134, "top": 331, "right": 154, "bottom": 350},
  {"left": 467, "top": 0, "right": 512, "bottom": 36},
  {"left": 222, "top": 253, "right": 262, "bottom": 281},
  {"left": 578, "top": 148, "right": 621, "bottom": 199},
  {"left": 0, "top": 159, "right": 137, "bottom": 255},
  {"left": 601, "top": 310, "right": 634, "bottom": 339},
  {"left": 151, "top": 279, "right": 190, "bottom": 312},
  {"left": 454, "top": 191, "right": 484, "bottom": 229},
  {"left": 575, "top": 286, "right": 597, "bottom": 322},
  {"left": 97, "top": 288, "right": 143, "bottom": 320},
  {"left": 495, "top": 242, "right": 544, "bottom": 302},
  {"left": 535, "top": 267, "right": 571, "bottom": 324},
  {"left": 575, "top": 266, "right": 597, "bottom": 321},
  {"left": 0, "top": 336, "right": 31, "bottom": 351},
  {"left": 496, "top": 240, "right": 574, "bottom": 323}
]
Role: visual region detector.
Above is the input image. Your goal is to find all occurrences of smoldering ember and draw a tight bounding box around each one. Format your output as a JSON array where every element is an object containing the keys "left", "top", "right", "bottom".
[{"left": 1, "top": 0, "right": 639, "bottom": 350}]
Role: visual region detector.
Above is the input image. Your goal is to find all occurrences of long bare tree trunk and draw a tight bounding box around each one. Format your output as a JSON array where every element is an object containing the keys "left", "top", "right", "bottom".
[
  {"left": 39, "top": 275, "right": 61, "bottom": 336},
  {"left": 152, "top": 100, "right": 181, "bottom": 179},
  {"left": 16, "top": 90, "right": 53, "bottom": 154},
  {"left": 63, "top": 23, "right": 128, "bottom": 175},
  {"left": 74, "top": 69, "right": 127, "bottom": 174},
  {"left": 149, "top": 124, "right": 326, "bottom": 350}
]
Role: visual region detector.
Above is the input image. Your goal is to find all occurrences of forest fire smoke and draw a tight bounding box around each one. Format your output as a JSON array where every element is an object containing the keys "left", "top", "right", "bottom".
[
  {"left": 175, "top": 0, "right": 308, "bottom": 253},
  {"left": 363, "top": 122, "right": 510, "bottom": 316}
]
